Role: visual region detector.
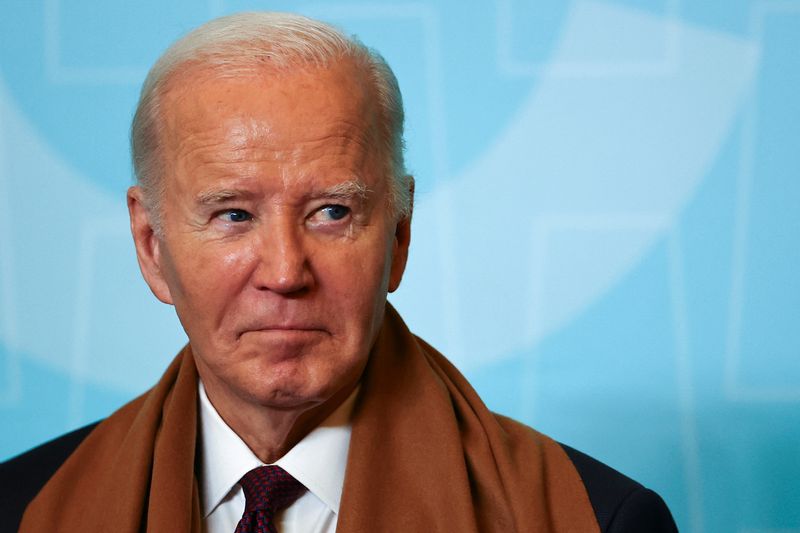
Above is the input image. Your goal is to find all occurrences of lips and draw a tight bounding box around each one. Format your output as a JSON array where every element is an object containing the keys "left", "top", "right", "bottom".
[{"left": 236, "top": 321, "right": 329, "bottom": 340}]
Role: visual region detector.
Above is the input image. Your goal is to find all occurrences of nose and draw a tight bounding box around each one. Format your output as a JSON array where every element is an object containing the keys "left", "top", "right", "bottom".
[{"left": 250, "top": 219, "right": 313, "bottom": 295}]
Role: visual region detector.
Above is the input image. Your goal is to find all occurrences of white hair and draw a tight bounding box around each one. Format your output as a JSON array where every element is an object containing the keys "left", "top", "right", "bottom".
[{"left": 131, "top": 12, "right": 411, "bottom": 232}]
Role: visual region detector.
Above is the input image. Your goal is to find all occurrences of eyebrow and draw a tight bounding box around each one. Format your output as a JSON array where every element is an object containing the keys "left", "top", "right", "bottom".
[
  {"left": 319, "top": 179, "right": 370, "bottom": 200},
  {"left": 195, "top": 188, "right": 258, "bottom": 206},
  {"left": 193, "top": 179, "right": 370, "bottom": 207}
]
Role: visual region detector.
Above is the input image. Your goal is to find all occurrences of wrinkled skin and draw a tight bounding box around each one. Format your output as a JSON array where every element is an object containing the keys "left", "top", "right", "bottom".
[{"left": 128, "top": 59, "right": 411, "bottom": 460}]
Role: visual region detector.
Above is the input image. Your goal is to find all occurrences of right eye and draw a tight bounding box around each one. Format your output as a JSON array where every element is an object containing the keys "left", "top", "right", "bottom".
[{"left": 217, "top": 209, "right": 252, "bottom": 223}]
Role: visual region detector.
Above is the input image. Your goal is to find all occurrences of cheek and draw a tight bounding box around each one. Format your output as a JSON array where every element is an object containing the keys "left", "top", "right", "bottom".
[
  {"left": 318, "top": 238, "right": 393, "bottom": 316},
  {"left": 164, "top": 239, "right": 257, "bottom": 320}
]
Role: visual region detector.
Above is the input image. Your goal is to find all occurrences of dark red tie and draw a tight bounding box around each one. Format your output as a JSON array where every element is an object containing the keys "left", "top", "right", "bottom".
[{"left": 234, "top": 465, "right": 307, "bottom": 533}]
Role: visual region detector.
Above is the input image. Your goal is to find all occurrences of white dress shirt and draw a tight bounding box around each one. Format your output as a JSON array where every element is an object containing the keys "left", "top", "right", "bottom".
[{"left": 198, "top": 381, "right": 355, "bottom": 533}]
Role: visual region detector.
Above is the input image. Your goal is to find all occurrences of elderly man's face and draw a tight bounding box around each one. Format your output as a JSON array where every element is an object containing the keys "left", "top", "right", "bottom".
[{"left": 129, "top": 60, "right": 410, "bottom": 413}]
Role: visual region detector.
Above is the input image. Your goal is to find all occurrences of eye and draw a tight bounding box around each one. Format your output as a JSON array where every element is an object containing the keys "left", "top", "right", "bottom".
[
  {"left": 218, "top": 209, "right": 252, "bottom": 223},
  {"left": 318, "top": 204, "right": 350, "bottom": 221}
]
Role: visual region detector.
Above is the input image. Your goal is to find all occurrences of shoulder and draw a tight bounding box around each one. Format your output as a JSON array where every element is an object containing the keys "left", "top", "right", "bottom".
[
  {"left": 491, "top": 414, "right": 677, "bottom": 531},
  {"left": 559, "top": 443, "right": 678, "bottom": 533},
  {"left": 0, "top": 422, "right": 99, "bottom": 533}
]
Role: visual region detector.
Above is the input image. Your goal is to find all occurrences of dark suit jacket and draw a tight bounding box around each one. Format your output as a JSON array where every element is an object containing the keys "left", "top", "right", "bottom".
[{"left": 0, "top": 423, "right": 677, "bottom": 532}]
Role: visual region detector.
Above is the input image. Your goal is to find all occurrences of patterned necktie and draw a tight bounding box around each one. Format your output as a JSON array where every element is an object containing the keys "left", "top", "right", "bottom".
[{"left": 234, "top": 465, "right": 307, "bottom": 533}]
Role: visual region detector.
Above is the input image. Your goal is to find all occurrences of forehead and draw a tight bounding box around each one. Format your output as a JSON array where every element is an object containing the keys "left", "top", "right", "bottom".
[
  {"left": 162, "top": 56, "right": 374, "bottom": 117},
  {"left": 157, "top": 59, "right": 382, "bottom": 188}
]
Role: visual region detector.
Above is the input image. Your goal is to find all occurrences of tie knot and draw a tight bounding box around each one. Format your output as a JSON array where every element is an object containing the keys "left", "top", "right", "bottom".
[{"left": 238, "top": 465, "right": 306, "bottom": 516}]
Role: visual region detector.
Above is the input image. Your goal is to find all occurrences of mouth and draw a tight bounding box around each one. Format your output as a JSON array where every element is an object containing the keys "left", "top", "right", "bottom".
[{"left": 236, "top": 325, "right": 329, "bottom": 340}]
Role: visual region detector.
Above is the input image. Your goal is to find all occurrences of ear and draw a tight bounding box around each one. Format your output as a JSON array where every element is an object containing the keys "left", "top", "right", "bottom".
[
  {"left": 388, "top": 177, "right": 414, "bottom": 293},
  {"left": 127, "top": 186, "right": 174, "bottom": 305}
]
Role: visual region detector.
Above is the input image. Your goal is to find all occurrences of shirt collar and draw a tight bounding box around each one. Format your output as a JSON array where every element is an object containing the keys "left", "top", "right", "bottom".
[{"left": 197, "top": 379, "right": 356, "bottom": 518}]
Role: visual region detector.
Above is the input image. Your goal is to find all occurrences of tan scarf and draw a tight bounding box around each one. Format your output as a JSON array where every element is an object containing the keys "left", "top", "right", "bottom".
[{"left": 20, "top": 305, "right": 598, "bottom": 532}]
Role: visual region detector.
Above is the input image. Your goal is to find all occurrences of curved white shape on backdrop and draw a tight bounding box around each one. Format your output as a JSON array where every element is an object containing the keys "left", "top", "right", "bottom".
[
  {"left": 0, "top": 77, "right": 186, "bottom": 394},
  {"left": 391, "top": 1, "right": 759, "bottom": 368}
]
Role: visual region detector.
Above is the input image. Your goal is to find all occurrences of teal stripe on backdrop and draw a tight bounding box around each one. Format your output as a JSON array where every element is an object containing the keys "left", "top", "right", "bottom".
[{"left": 1, "top": 1, "right": 798, "bottom": 531}]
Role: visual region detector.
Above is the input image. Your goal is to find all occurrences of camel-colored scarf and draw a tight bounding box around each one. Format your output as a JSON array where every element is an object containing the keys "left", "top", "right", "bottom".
[{"left": 20, "top": 306, "right": 599, "bottom": 532}]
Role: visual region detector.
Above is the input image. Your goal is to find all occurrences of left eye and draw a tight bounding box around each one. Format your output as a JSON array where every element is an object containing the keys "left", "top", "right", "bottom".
[
  {"left": 319, "top": 205, "right": 350, "bottom": 221},
  {"left": 218, "top": 209, "right": 252, "bottom": 223}
]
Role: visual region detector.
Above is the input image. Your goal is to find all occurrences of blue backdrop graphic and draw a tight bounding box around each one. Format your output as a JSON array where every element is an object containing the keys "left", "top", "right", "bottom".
[{"left": 1, "top": 1, "right": 798, "bottom": 531}]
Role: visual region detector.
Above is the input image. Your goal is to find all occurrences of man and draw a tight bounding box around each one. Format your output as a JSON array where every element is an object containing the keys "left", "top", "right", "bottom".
[{"left": 1, "top": 12, "right": 677, "bottom": 533}]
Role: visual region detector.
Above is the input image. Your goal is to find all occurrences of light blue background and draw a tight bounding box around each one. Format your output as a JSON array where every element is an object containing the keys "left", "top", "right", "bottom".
[{"left": 1, "top": 1, "right": 798, "bottom": 531}]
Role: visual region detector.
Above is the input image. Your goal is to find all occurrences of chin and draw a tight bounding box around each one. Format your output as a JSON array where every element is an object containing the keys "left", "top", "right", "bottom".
[{"left": 245, "top": 359, "right": 339, "bottom": 409}]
